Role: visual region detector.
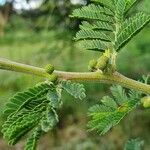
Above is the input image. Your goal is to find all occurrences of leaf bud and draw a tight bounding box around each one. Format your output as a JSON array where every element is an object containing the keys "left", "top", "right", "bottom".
[
  {"left": 48, "top": 74, "right": 58, "bottom": 83},
  {"left": 141, "top": 96, "right": 150, "bottom": 108},
  {"left": 88, "top": 59, "right": 97, "bottom": 71}
]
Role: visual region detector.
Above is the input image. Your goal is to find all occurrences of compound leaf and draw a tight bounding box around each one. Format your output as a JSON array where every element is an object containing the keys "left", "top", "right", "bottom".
[
  {"left": 2, "top": 82, "right": 61, "bottom": 150},
  {"left": 88, "top": 85, "right": 140, "bottom": 135}
]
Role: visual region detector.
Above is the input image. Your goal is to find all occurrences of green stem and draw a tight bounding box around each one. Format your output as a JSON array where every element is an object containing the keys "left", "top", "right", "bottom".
[{"left": 0, "top": 58, "right": 150, "bottom": 94}]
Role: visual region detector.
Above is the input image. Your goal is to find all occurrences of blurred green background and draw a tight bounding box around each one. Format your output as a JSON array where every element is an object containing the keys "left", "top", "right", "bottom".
[{"left": 0, "top": 0, "right": 150, "bottom": 149}]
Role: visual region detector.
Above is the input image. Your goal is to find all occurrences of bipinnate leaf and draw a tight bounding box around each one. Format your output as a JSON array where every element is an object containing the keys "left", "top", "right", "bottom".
[
  {"left": 72, "top": 0, "right": 150, "bottom": 52},
  {"left": 2, "top": 82, "right": 61, "bottom": 150},
  {"left": 88, "top": 85, "right": 140, "bottom": 135}
]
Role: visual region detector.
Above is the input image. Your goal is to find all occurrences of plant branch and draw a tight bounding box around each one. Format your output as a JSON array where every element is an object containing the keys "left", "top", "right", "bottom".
[{"left": 0, "top": 57, "right": 150, "bottom": 94}]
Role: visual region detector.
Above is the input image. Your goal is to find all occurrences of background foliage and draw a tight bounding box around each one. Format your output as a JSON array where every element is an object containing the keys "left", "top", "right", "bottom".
[{"left": 0, "top": 0, "right": 150, "bottom": 149}]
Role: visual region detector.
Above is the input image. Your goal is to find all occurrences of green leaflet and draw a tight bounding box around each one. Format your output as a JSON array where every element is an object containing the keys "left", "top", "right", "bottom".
[
  {"left": 87, "top": 85, "right": 141, "bottom": 135},
  {"left": 61, "top": 80, "right": 86, "bottom": 100},
  {"left": 115, "top": 12, "right": 150, "bottom": 51},
  {"left": 124, "top": 138, "right": 144, "bottom": 150}
]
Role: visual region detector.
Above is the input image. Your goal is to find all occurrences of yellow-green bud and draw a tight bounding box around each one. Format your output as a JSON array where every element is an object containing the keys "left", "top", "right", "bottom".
[
  {"left": 48, "top": 74, "right": 58, "bottom": 83},
  {"left": 95, "top": 49, "right": 111, "bottom": 70},
  {"left": 88, "top": 59, "right": 97, "bottom": 71},
  {"left": 96, "top": 55, "right": 109, "bottom": 70},
  {"left": 141, "top": 96, "right": 150, "bottom": 108},
  {"left": 45, "top": 64, "right": 54, "bottom": 74}
]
